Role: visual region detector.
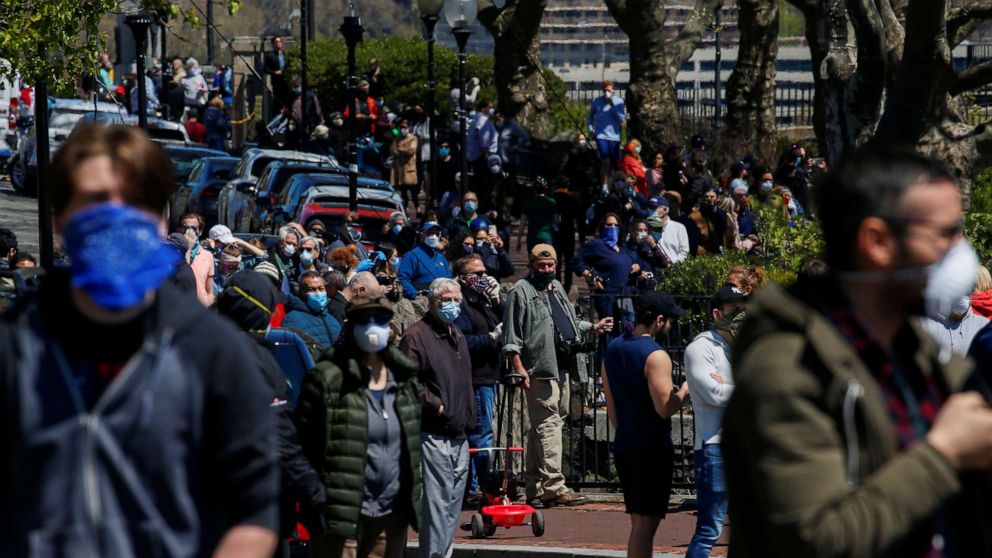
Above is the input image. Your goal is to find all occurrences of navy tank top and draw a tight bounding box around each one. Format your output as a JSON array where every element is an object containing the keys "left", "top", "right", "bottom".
[{"left": 604, "top": 332, "right": 673, "bottom": 454}]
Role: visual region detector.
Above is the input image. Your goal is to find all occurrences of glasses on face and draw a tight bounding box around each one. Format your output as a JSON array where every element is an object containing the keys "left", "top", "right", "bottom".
[
  {"left": 183, "top": 224, "right": 200, "bottom": 232},
  {"left": 889, "top": 217, "right": 964, "bottom": 241},
  {"left": 440, "top": 296, "right": 462, "bottom": 304}
]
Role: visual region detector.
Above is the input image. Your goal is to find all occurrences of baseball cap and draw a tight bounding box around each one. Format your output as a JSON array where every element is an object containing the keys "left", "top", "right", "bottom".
[
  {"left": 208, "top": 224, "right": 236, "bottom": 245},
  {"left": 422, "top": 221, "right": 441, "bottom": 233},
  {"left": 167, "top": 232, "right": 189, "bottom": 253},
  {"left": 647, "top": 196, "right": 669, "bottom": 209},
  {"left": 346, "top": 294, "right": 394, "bottom": 321},
  {"left": 470, "top": 217, "right": 490, "bottom": 232},
  {"left": 711, "top": 285, "right": 747, "bottom": 309},
  {"left": 730, "top": 179, "right": 749, "bottom": 195},
  {"left": 530, "top": 244, "right": 557, "bottom": 262},
  {"left": 634, "top": 291, "right": 685, "bottom": 319}
]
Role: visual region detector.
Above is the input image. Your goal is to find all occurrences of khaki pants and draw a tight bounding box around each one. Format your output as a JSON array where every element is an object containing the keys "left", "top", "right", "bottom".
[
  {"left": 524, "top": 378, "right": 569, "bottom": 500},
  {"left": 309, "top": 513, "right": 409, "bottom": 558}
]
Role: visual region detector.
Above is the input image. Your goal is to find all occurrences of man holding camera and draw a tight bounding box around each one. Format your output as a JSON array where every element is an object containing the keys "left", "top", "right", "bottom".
[{"left": 502, "top": 245, "right": 612, "bottom": 507}]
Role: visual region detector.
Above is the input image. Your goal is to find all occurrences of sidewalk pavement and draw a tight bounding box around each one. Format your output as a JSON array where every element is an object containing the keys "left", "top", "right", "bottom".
[{"left": 407, "top": 500, "right": 728, "bottom": 557}]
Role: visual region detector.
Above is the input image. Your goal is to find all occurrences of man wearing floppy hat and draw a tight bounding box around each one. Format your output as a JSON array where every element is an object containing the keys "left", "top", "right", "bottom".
[{"left": 502, "top": 244, "right": 612, "bottom": 507}]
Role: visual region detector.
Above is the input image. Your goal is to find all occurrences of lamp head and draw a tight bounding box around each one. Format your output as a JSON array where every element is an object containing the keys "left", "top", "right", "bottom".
[
  {"left": 418, "top": 0, "right": 445, "bottom": 16},
  {"left": 443, "top": 0, "right": 478, "bottom": 29}
]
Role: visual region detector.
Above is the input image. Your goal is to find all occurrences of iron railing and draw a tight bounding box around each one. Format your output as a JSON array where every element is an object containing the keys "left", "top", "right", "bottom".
[{"left": 494, "top": 293, "right": 713, "bottom": 495}]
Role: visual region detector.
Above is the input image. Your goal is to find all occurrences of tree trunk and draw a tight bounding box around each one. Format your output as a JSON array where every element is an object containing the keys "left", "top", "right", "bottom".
[
  {"left": 479, "top": 0, "right": 554, "bottom": 140},
  {"left": 605, "top": 0, "right": 724, "bottom": 156},
  {"left": 723, "top": 0, "right": 779, "bottom": 157},
  {"left": 790, "top": 0, "right": 886, "bottom": 163}
]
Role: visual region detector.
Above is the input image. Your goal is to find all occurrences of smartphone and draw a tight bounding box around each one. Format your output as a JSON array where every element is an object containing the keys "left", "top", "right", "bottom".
[{"left": 489, "top": 225, "right": 498, "bottom": 236}]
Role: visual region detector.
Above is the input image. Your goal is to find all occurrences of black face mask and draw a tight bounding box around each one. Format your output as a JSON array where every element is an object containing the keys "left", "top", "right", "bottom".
[{"left": 530, "top": 271, "right": 555, "bottom": 290}]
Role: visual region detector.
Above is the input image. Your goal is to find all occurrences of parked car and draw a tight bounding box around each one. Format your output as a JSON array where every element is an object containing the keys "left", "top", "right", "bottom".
[
  {"left": 72, "top": 112, "right": 193, "bottom": 147},
  {"left": 10, "top": 97, "right": 121, "bottom": 195},
  {"left": 216, "top": 148, "right": 339, "bottom": 231},
  {"left": 169, "top": 155, "right": 239, "bottom": 228},
  {"left": 162, "top": 145, "right": 228, "bottom": 184},
  {"left": 239, "top": 161, "right": 344, "bottom": 233},
  {"left": 265, "top": 172, "right": 402, "bottom": 238}
]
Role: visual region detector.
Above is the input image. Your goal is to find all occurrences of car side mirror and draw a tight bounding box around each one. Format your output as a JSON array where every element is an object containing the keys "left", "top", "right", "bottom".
[{"left": 235, "top": 181, "right": 255, "bottom": 193}]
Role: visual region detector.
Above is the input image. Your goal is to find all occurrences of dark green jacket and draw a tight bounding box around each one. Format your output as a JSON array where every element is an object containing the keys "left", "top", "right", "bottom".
[
  {"left": 724, "top": 278, "right": 992, "bottom": 557},
  {"left": 295, "top": 346, "right": 423, "bottom": 539}
]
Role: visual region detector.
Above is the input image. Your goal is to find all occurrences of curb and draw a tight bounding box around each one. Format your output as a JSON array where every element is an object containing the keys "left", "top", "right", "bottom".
[{"left": 406, "top": 542, "right": 684, "bottom": 558}]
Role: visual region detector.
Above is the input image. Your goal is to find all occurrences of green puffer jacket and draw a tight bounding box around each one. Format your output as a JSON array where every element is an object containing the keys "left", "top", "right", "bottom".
[{"left": 295, "top": 345, "right": 423, "bottom": 539}]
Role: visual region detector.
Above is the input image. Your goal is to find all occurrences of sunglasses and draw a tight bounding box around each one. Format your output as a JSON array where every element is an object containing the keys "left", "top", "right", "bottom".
[
  {"left": 183, "top": 224, "right": 200, "bottom": 232},
  {"left": 353, "top": 313, "right": 392, "bottom": 326}
]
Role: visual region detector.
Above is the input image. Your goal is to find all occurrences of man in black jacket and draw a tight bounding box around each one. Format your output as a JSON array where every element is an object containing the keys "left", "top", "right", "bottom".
[
  {"left": 263, "top": 35, "right": 292, "bottom": 114},
  {"left": 451, "top": 254, "right": 506, "bottom": 505},
  {"left": 400, "top": 277, "right": 476, "bottom": 558},
  {"left": 0, "top": 125, "right": 279, "bottom": 558}
]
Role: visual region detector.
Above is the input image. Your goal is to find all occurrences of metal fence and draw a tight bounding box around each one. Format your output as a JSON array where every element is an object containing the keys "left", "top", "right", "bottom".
[{"left": 494, "top": 293, "right": 713, "bottom": 495}]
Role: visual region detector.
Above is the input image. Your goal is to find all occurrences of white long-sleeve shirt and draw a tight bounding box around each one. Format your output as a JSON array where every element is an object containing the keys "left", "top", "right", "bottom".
[
  {"left": 684, "top": 330, "right": 734, "bottom": 450},
  {"left": 658, "top": 219, "right": 690, "bottom": 264}
]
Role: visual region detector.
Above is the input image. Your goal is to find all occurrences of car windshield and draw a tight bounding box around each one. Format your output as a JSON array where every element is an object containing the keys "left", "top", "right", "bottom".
[
  {"left": 49, "top": 110, "right": 92, "bottom": 130},
  {"left": 149, "top": 128, "right": 186, "bottom": 142},
  {"left": 250, "top": 157, "right": 277, "bottom": 177},
  {"left": 168, "top": 151, "right": 207, "bottom": 177}
]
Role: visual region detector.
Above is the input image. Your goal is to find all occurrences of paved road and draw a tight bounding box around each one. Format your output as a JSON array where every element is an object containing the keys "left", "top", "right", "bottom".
[{"left": 0, "top": 178, "right": 40, "bottom": 256}]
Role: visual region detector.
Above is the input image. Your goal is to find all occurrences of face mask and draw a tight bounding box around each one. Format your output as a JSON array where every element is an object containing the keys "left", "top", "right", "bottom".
[
  {"left": 354, "top": 322, "right": 391, "bottom": 353},
  {"left": 601, "top": 225, "right": 619, "bottom": 247},
  {"left": 439, "top": 147, "right": 450, "bottom": 157},
  {"left": 467, "top": 274, "right": 490, "bottom": 296},
  {"left": 64, "top": 203, "right": 180, "bottom": 311},
  {"left": 464, "top": 201, "right": 477, "bottom": 214},
  {"left": 577, "top": 140, "right": 588, "bottom": 148},
  {"left": 475, "top": 240, "right": 486, "bottom": 249},
  {"left": 309, "top": 230, "right": 323, "bottom": 238},
  {"left": 530, "top": 271, "right": 555, "bottom": 290},
  {"left": 300, "top": 249, "right": 314, "bottom": 267},
  {"left": 424, "top": 234, "right": 440, "bottom": 249},
  {"left": 283, "top": 243, "right": 296, "bottom": 257},
  {"left": 220, "top": 252, "right": 241, "bottom": 269},
  {"left": 795, "top": 156, "right": 803, "bottom": 166},
  {"left": 925, "top": 240, "right": 979, "bottom": 320},
  {"left": 463, "top": 244, "right": 474, "bottom": 254},
  {"left": 332, "top": 118, "right": 344, "bottom": 127},
  {"left": 391, "top": 224, "right": 403, "bottom": 235},
  {"left": 760, "top": 181, "right": 773, "bottom": 194},
  {"left": 636, "top": 231, "right": 648, "bottom": 242},
  {"left": 634, "top": 146, "right": 641, "bottom": 154},
  {"left": 293, "top": 87, "right": 302, "bottom": 95},
  {"left": 348, "top": 227, "right": 362, "bottom": 242},
  {"left": 390, "top": 256, "right": 400, "bottom": 268},
  {"left": 306, "top": 291, "right": 328, "bottom": 312},
  {"left": 626, "top": 187, "right": 635, "bottom": 197},
  {"left": 438, "top": 300, "right": 461, "bottom": 323}
]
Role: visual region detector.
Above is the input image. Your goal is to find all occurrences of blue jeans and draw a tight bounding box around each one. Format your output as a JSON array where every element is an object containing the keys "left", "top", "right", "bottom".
[
  {"left": 420, "top": 433, "right": 469, "bottom": 558},
  {"left": 466, "top": 384, "right": 497, "bottom": 496},
  {"left": 687, "top": 444, "right": 727, "bottom": 558}
]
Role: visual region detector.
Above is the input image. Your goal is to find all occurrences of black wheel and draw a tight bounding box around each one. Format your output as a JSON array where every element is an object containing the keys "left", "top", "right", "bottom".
[
  {"left": 471, "top": 513, "right": 486, "bottom": 539},
  {"left": 484, "top": 517, "right": 497, "bottom": 537},
  {"left": 531, "top": 510, "right": 545, "bottom": 537}
]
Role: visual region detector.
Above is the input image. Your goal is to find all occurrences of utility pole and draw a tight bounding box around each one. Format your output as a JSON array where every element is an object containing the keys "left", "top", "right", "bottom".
[
  {"left": 206, "top": 0, "right": 215, "bottom": 65},
  {"left": 713, "top": 7, "right": 722, "bottom": 133},
  {"left": 300, "top": 0, "right": 309, "bottom": 142}
]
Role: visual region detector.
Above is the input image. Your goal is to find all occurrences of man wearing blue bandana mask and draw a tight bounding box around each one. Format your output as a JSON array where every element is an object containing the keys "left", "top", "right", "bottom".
[
  {"left": 0, "top": 125, "right": 280, "bottom": 558},
  {"left": 282, "top": 271, "right": 343, "bottom": 352}
]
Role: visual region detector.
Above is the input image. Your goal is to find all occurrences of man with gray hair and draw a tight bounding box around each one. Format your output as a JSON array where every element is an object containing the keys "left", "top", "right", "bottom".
[
  {"left": 269, "top": 225, "right": 301, "bottom": 275},
  {"left": 400, "top": 277, "right": 476, "bottom": 558}
]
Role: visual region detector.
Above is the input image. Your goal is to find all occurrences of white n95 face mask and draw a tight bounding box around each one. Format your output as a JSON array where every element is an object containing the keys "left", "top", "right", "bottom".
[
  {"left": 355, "top": 323, "right": 390, "bottom": 353},
  {"left": 925, "top": 240, "right": 978, "bottom": 321}
]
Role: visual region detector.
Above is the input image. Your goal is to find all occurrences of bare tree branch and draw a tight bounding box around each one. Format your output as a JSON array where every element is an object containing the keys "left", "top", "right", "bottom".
[
  {"left": 948, "top": 3, "right": 992, "bottom": 45},
  {"left": 951, "top": 60, "right": 992, "bottom": 96},
  {"left": 668, "top": 0, "right": 725, "bottom": 66}
]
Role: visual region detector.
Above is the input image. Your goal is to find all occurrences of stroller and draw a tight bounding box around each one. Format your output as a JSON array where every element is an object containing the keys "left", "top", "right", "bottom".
[{"left": 467, "top": 375, "right": 545, "bottom": 539}]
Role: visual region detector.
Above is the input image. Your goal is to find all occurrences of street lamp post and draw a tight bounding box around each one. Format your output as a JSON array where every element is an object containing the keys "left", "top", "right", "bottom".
[
  {"left": 340, "top": 1, "right": 364, "bottom": 212},
  {"left": 125, "top": 13, "right": 155, "bottom": 129},
  {"left": 418, "top": 0, "right": 444, "bottom": 208},
  {"left": 300, "top": 0, "right": 309, "bottom": 142},
  {"left": 443, "top": 0, "right": 477, "bottom": 195}
]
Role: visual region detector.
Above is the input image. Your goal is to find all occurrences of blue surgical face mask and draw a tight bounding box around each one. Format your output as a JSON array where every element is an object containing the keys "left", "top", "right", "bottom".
[
  {"left": 354, "top": 322, "right": 391, "bottom": 353},
  {"left": 626, "top": 187, "right": 634, "bottom": 197},
  {"left": 302, "top": 249, "right": 317, "bottom": 267},
  {"left": 391, "top": 224, "right": 403, "bottom": 235},
  {"left": 464, "top": 201, "right": 477, "bottom": 214},
  {"left": 348, "top": 227, "right": 362, "bottom": 242},
  {"left": 306, "top": 291, "right": 328, "bottom": 312},
  {"left": 64, "top": 203, "right": 180, "bottom": 311},
  {"left": 439, "top": 147, "right": 450, "bottom": 157},
  {"left": 438, "top": 300, "right": 461, "bottom": 323},
  {"left": 601, "top": 225, "right": 619, "bottom": 247},
  {"left": 634, "top": 146, "right": 641, "bottom": 154},
  {"left": 760, "top": 180, "right": 773, "bottom": 194}
]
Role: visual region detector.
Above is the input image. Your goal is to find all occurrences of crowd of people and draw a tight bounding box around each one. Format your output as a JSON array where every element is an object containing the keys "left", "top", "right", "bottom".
[{"left": 4, "top": 37, "right": 992, "bottom": 558}]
